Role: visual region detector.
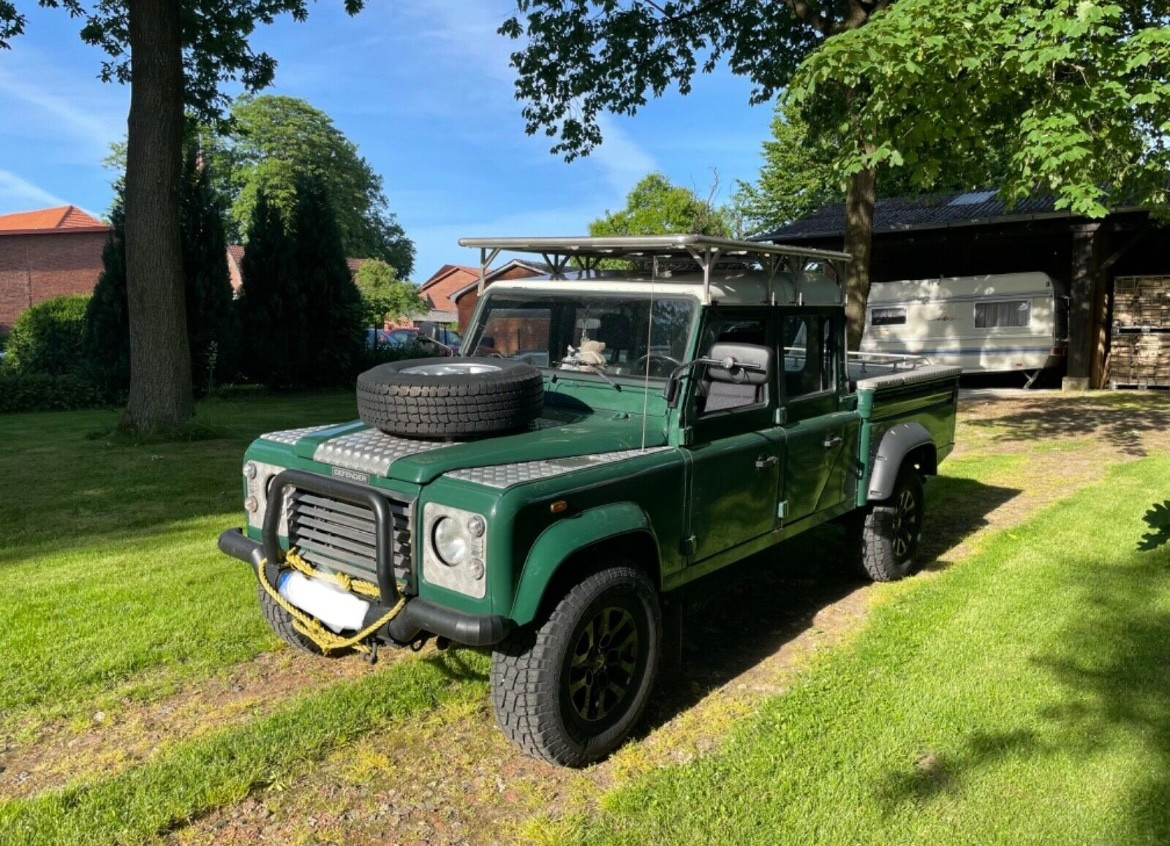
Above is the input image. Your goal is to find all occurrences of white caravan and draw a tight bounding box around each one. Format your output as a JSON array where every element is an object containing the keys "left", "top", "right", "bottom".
[{"left": 859, "top": 272, "right": 1068, "bottom": 385}]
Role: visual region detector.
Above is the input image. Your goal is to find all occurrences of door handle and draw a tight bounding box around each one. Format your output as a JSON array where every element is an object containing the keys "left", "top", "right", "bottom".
[
  {"left": 823, "top": 435, "right": 843, "bottom": 448},
  {"left": 755, "top": 455, "right": 779, "bottom": 470}
]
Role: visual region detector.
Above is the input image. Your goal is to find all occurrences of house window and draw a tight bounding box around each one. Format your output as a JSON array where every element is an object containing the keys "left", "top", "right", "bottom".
[
  {"left": 975, "top": 300, "right": 1030, "bottom": 328},
  {"left": 871, "top": 307, "right": 907, "bottom": 326}
]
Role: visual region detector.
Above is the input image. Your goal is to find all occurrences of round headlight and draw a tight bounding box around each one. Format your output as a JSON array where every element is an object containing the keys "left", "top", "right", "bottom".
[{"left": 432, "top": 516, "right": 468, "bottom": 566}]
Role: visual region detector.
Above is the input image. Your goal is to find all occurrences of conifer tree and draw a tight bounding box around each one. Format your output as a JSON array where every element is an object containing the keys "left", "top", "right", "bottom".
[{"left": 240, "top": 191, "right": 303, "bottom": 389}]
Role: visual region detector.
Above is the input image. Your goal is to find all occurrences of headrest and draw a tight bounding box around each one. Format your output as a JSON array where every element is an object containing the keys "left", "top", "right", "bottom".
[{"left": 707, "top": 342, "right": 772, "bottom": 385}]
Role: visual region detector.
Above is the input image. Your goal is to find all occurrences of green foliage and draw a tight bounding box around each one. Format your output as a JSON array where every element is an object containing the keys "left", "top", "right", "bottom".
[
  {"left": 180, "top": 140, "right": 239, "bottom": 395},
  {"left": 82, "top": 201, "right": 130, "bottom": 397},
  {"left": 1140, "top": 500, "right": 1170, "bottom": 551},
  {"left": 787, "top": 0, "right": 1170, "bottom": 216},
  {"left": 8, "top": 2, "right": 366, "bottom": 123},
  {"left": 732, "top": 102, "right": 842, "bottom": 236},
  {"left": 0, "top": 373, "right": 104, "bottom": 413},
  {"left": 240, "top": 191, "right": 304, "bottom": 388},
  {"left": 240, "top": 182, "right": 365, "bottom": 388},
  {"left": 4, "top": 295, "right": 91, "bottom": 377},
  {"left": 354, "top": 259, "right": 427, "bottom": 328},
  {"left": 499, "top": 1, "right": 854, "bottom": 160},
  {"left": 84, "top": 146, "right": 240, "bottom": 398},
  {"left": 291, "top": 176, "right": 366, "bottom": 385},
  {"left": 589, "top": 173, "right": 731, "bottom": 237},
  {"left": 205, "top": 95, "right": 414, "bottom": 274}
]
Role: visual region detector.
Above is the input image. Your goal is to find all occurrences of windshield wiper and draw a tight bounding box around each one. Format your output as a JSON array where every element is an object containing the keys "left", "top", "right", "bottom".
[{"left": 551, "top": 360, "right": 621, "bottom": 391}]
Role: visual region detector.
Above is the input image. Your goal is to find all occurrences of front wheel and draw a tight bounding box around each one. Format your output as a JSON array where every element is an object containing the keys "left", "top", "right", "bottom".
[
  {"left": 855, "top": 462, "right": 924, "bottom": 582},
  {"left": 490, "top": 565, "right": 661, "bottom": 767}
]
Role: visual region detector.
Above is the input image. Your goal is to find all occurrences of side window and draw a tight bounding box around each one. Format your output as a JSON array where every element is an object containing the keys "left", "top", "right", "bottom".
[
  {"left": 692, "top": 317, "right": 770, "bottom": 416},
  {"left": 782, "top": 313, "right": 836, "bottom": 400},
  {"left": 975, "top": 300, "right": 1030, "bottom": 328}
]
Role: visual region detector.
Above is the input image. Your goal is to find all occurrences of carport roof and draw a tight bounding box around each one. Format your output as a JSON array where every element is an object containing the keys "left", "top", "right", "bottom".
[{"left": 755, "top": 190, "right": 1080, "bottom": 242}]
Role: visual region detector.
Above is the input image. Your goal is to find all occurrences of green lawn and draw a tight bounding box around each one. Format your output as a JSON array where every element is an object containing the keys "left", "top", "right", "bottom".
[
  {"left": 2, "top": 394, "right": 1168, "bottom": 844},
  {"left": 0, "top": 391, "right": 359, "bottom": 732},
  {"left": 559, "top": 455, "right": 1170, "bottom": 846}
]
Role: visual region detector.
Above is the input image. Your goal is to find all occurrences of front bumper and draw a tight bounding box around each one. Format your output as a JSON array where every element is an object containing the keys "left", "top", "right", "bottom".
[{"left": 218, "top": 526, "right": 513, "bottom": 648}]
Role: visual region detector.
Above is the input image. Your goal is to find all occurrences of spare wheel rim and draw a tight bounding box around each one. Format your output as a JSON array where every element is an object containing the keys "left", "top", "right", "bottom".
[{"left": 400, "top": 362, "right": 504, "bottom": 376}]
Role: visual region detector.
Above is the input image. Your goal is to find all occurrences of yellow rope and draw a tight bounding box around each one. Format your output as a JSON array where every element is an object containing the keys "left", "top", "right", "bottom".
[{"left": 255, "top": 549, "right": 405, "bottom": 655}]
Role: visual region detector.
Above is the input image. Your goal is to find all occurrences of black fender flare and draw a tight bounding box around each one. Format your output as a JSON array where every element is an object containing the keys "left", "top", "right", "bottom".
[{"left": 867, "top": 422, "right": 936, "bottom": 501}]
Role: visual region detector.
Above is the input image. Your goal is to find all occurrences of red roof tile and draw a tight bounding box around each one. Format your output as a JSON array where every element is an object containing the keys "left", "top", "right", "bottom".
[{"left": 0, "top": 205, "right": 109, "bottom": 234}]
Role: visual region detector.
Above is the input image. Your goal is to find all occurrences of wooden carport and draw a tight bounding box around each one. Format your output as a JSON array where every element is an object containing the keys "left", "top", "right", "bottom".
[{"left": 758, "top": 191, "right": 1168, "bottom": 389}]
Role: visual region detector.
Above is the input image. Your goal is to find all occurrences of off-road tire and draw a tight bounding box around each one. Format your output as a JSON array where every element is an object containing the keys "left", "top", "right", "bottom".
[
  {"left": 490, "top": 566, "right": 661, "bottom": 767},
  {"left": 356, "top": 357, "right": 543, "bottom": 438},
  {"left": 855, "top": 462, "right": 924, "bottom": 582},
  {"left": 257, "top": 582, "right": 332, "bottom": 656}
]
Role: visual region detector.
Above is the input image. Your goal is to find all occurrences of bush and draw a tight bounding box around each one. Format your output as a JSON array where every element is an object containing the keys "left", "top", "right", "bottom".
[
  {"left": 0, "top": 372, "right": 105, "bottom": 413},
  {"left": 5, "top": 295, "right": 91, "bottom": 376}
]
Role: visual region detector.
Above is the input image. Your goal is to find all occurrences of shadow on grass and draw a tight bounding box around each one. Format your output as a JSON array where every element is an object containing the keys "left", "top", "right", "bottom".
[
  {"left": 871, "top": 541, "right": 1170, "bottom": 843},
  {"left": 0, "top": 392, "right": 358, "bottom": 568},
  {"left": 965, "top": 396, "right": 1170, "bottom": 458},
  {"left": 642, "top": 476, "right": 1019, "bottom": 736}
]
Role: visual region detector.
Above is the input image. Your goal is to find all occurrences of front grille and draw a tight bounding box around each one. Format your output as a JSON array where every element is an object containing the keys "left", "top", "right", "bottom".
[{"left": 288, "top": 490, "right": 413, "bottom": 588}]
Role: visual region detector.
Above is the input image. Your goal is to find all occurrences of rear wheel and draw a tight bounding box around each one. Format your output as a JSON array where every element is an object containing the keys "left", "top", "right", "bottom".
[
  {"left": 490, "top": 565, "right": 661, "bottom": 767},
  {"left": 855, "top": 462, "right": 924, "bottom": 582}
]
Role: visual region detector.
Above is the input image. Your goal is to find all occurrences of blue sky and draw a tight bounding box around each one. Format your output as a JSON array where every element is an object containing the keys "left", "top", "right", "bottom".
[{"left": 0, "top": 1, "right": 775, "bottom": 281}]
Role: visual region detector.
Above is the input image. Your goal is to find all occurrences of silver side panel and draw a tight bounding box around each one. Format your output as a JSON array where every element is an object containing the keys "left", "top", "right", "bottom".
[
  {"left": 445, "top": 447, "right": 671, "bottom": 490},
  {"left": 313, "top": 428, "right": 457, "bottom": 477},
  {"left": 259, "top": 424, "right": 336, "bottom": 446}
]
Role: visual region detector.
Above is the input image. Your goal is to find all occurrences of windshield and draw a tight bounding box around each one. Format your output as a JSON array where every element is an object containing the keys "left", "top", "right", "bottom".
[{"left": 467, "top": 291, "right": 697, "bottom": 381}]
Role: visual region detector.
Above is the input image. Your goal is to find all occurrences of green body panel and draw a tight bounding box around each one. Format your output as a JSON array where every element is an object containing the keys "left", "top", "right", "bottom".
[{"left": 509, "top": 501, "right": 657, "bottom": 625}]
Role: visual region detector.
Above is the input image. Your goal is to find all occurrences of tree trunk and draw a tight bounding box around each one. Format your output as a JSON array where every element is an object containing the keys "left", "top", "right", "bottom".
[
  {"left": 843, "top": 165, "right": 876, "bottom": 351},
  {"left": 123, "top": 0, "right": 193, "bottom": 432}
]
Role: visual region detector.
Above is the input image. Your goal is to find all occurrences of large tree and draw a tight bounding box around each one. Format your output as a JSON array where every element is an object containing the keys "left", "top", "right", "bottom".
[
  {"left": 788, "top": 0, "right": 1170, "bottom": 220},
  {"left": 733, "top": 99, "right": 1012, "bottom": 237},
  {"left": 0, "top": 0, "right": 364, "bottom": 431},
  {"left": 206, "top": 95, "right": 415, "bottom": 276},
  {"left": 500, "top": 1, "right": 893, "bottom": 348},
  {"left": 589, "top": 172, "right": 731, "bottom": 237}
]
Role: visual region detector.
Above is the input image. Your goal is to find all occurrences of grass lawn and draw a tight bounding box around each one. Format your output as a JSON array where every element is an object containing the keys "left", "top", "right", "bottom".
[
  {"left": 557, "top": 455, "right": 1170, "bottom": 846},
  {"left": 0, "top": 391, "right": 358, "bottom": 733},
  {"left": 1, "top": 392, "right": 1168, "bottom": 844}
]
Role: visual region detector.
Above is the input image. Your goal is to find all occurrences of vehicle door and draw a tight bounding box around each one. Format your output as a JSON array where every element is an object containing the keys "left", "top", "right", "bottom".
[
  {"left": 682, "top": 311, "right": 785, "bottom": 562},
  {"left": 779, "top": 310, "right": 856, "bottom": 523}
]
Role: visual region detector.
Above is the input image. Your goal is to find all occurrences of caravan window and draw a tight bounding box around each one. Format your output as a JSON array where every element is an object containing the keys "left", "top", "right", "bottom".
[
  {"left": 975, "top": 300, "right": 1030, "bottom": 328},
  {"left": 871, "top": 307, "right": 906, "bottom": 326}
]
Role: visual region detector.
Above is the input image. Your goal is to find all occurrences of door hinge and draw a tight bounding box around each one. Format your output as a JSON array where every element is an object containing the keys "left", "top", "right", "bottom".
[
  {"left": 681, "top": 535, "right": 697, "bottom": 556},
  {"left": 777, "top": 500, "right": 789, "bottom": 520}
]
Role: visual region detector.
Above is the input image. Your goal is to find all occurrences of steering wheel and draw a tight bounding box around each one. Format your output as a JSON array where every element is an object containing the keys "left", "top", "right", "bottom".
[{"left": 631, "top": 354, "right": 681, "bottom": 378}]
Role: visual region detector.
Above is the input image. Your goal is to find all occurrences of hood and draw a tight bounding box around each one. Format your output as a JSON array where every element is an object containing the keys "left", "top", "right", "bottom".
[{"left": 267, "top": 410, "right": 669, "bottom": 486}]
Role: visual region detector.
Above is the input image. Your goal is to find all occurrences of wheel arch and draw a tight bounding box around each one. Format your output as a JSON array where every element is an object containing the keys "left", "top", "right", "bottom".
[
  {"left": 509, "top": 502, "right": 661, "bottom": 627},
  {"left": 867, "top": 422, "right": 938, "bottom": 502}
]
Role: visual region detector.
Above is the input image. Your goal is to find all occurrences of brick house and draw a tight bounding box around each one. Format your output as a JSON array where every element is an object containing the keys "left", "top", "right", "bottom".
[
  {"left": 444, "top": 260, "right": 546, "bottom": 332},
  {"left": 0, "top": 206, "right": 111, "bottom": 331}
]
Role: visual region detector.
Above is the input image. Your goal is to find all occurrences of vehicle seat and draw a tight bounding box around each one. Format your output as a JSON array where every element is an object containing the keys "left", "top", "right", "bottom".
[
  {"left": 701, "top": 342, "right": 772, "bottom": 413},
  {"left": 596, "top": 314, "right": 634, "bottom": 365}
]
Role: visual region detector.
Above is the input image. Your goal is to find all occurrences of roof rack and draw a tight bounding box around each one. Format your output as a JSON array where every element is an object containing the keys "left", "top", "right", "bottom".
[{"left": 458, "top": 234, "right": 852, "bottom": 305}]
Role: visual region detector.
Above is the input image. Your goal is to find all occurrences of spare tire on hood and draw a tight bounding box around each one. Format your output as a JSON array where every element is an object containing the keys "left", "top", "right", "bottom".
[{"left": 356, "top": 357, "right": 544, "bottom": 438}]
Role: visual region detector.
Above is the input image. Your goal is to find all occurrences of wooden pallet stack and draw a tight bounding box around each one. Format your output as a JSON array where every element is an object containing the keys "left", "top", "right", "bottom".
[{"left": 1109, "top": 276, "right": 1170, "bottom": 389}]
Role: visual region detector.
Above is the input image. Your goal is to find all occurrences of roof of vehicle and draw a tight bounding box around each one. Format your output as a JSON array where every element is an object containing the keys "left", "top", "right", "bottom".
[
  {"left": 458, "top": 235, "right": 849, "bottom": 307},
  {"left": 484, "top": 268, "right": 843, "bottom": 308}
]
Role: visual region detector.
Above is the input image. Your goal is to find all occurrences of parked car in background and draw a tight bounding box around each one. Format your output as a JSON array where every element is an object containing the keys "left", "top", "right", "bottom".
[{"left": 367, "top": 327, "right": 457, "bottom": 357}]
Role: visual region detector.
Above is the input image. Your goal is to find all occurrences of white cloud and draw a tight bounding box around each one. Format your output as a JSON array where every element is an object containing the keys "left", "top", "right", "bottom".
[
  {"left": 592, "top": 115, "right": 659, "bottom": 197},
  {"left": 0, "top": 170, "right": 69, "bottom": 210}
]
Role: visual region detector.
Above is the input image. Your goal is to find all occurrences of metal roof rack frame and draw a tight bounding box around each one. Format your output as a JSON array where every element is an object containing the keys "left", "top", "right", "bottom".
[{"left": 458, "top": 234, "right": 852, "bottom": 306}]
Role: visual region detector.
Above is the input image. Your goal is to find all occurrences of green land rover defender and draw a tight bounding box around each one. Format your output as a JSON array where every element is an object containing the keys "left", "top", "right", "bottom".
[{"left": 219, "top": 235, "right": 961, "bottom": 767}]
